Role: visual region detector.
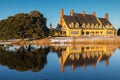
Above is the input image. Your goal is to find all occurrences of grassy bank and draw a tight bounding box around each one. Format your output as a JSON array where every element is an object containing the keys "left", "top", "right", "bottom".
[{"left": 1, "top": 36, "right": 120, "bottom": 46}]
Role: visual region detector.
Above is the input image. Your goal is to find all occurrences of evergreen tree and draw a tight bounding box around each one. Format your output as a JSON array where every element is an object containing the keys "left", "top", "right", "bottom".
[
  {"left": 117, "top": 28, "right": 120, "bottom": 36},
  {"left": 0, "top": 10, "right": 49, "bottom": 40}
]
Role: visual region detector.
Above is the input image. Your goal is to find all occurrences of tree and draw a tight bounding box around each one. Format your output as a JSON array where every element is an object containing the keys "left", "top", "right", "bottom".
[
  {"left": 117, "top": 28, "right": 120, "bottom": 36},
  {"left": 0, "top": 10, "right": 49, "bottom": 40}
]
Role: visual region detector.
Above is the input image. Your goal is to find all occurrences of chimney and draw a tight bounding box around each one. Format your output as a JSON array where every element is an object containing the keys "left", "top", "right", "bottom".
[
  {"left": 70, "top": 9, "right": 74, "bottom": 16},
  {"left": 60, "top": 9, "right": 64, "bottom": 24},
  {"left": 105, "top": 13, "right": 108, "bottom": 20},
  {"left": 82, "top": 11, "right": 85, "bottom": 16},
  {"left": 92, "top": 12, "right": 96, "bottom": 16}
]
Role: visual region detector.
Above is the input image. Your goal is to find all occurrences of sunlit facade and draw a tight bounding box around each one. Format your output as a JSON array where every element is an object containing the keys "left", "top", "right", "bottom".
[{"left": 58, "top": 9, "right": 117, "bottom": 36}]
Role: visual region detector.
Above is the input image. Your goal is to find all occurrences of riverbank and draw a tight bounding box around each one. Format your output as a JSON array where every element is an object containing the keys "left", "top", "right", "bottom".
[
  {"left": 32, "top": 36, "right": 120, "bottom": 45},
  {"left": 0, "top": 36, "right": 120, "bottom": 45}
]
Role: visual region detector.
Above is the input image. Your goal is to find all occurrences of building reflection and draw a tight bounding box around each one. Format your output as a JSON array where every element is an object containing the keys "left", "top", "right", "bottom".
[
  {"left": 0, "top": 44, "right": 118, "bottom": 72},
  {"left": 55, "top": 45, "right": 117, "bottom": 72},
  {"left": 0, "top": 45, "right": 50, "bottom": 72}
]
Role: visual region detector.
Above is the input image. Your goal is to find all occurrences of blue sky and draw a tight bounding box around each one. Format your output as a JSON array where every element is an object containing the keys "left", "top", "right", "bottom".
[{"left": 0, "top": 0, "right": 120, "bottom": 29}]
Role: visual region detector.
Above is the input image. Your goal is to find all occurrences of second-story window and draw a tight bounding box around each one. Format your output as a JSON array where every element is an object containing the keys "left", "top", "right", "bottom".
[
  {"left": 86, "top": 23, "right": 90, "bottom": 28},
  {"left": 95, "top": 24, "right": 98, "bottom": 28},
  {"left": 82, "top": 23, "right": 85, "bottom": 28},
  {"left": 91, "top": 24, "right": 94, "bottom": 28},
  {"left": 69, "top": 23, "right": 74, "bottom": 28},
  {"left": 75, "top": 23, "right": 79, "bottom": 28},
  {"left": 71, "top": 23, "right": 74, "bottom": 28}
]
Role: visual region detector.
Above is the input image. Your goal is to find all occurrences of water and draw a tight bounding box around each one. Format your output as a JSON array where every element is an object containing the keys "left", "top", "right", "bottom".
[{"left": 0, "top": 44, "right": 120, "bottom": 80}]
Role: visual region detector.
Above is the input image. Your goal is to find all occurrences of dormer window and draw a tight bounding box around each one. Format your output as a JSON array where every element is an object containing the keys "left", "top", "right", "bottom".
[
  {"left": 69, "top": 24, "right": 71, "bottom": 27},
  {"left": 106, "top": 25, "right": 109, "bottom": 28},
  {"left": 75, "top": 23, "right": 79, "bottom": 28},
  {"left": 69, "top": 22, "right": 74, "bottom": 28},
  {"left": 95, "top": 24, "right": 98, "bottom": 28},
  {"left": 86, "top": 23, "right": 90, "bottom": 28},
  {"left": 91, "top": 24, "right": 94, "bottom": 28},
  {"left": 82, "top": 23, "right": 85, "bottom": 28},
  {"left": 99, "top": 25, "right": 102, "bottom": 28}
]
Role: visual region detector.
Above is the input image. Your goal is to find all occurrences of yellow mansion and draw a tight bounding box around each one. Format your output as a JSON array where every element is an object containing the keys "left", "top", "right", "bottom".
[{"left": 58, "top": 9, "right": 117, "bottom": 36}]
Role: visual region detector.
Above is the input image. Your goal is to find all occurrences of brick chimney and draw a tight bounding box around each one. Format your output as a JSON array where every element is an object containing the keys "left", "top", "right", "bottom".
[
  {"left": 105, "top": 13, "right": 108, "bottom": 20},
  {"left": 70, "top": 9, "right": 74, "bottom": 16},
  {"left": 92, "top": 12, "right": 96, "bottom": 16},
  {"left": 82, "top": 11, "right": 85, "bottom": 16},
  {"left": 60, "top": 9, "right": 64, "bottom": 24}
]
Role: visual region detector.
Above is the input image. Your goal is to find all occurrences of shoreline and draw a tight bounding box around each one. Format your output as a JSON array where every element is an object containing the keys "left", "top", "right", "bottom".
[{"left": 0, "top": 36, "right": 120, "bottom": 45}]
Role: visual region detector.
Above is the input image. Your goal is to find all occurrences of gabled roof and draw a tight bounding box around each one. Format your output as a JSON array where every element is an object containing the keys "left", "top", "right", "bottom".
[
  {"left": 73, "top": 13, "right": 89, "bottom": 24},
  {"left": 63, "top": 15, "right": 77, "bottom": 24},
  {"left": 63, "top": 15, "right": 81, "bottom": 29},
  {"left": 74, "top": 13, "right": 100, "bottom": 24},
  {"left": 62, "top": 12, "right": 114, "bottom": 29},
  {"left": 63, "top": 13, "right": 100, "bottom": 27},
  {"left": 98, "top": 18, "right": 112, "bottom": 26},
  {"left": 98, "top": 18, "right": 116, "bottom": 30},
  {"left": 85, "top": 14, "right": 99, "bottom": 24}
]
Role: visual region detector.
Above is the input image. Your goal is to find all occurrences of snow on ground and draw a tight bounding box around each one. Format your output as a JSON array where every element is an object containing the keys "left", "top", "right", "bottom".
[{"left": 49, "top": 36, "right": 120, "bottom": 43}]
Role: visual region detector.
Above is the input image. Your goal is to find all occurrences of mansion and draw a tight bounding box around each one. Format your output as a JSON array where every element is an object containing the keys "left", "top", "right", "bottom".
[{"left": 58, "top": 9, "right": 117, "bottom": 36}]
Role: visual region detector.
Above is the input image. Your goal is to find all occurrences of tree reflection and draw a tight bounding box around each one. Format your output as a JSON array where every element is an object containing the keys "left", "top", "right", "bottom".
[{"left": 0, "top": 45, "right": 50, "bottom": 72}]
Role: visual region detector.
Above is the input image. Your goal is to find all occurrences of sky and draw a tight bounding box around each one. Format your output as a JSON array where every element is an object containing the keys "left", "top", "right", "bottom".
[{"left": 0, "top": 0, "right": 120, "bottom": 29}]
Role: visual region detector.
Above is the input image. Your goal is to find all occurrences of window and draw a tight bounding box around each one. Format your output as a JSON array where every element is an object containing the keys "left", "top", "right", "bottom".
[
  {"left": 96, "top": 32, "right": 99, "bottom": 35},
  {"left": 82, "top": 23, "right": 85, "bottom": 28},
  {"left": 75, "top": 23, "right": 79, "bottom": 28},
  {"left": 69, "top": 23, "right": 74, "bottom": 28},
  {"left": 86, "top": 24, "right": 90, "bottom": 28},
  {"left": 82, "top": 31, "right": 84, "bottom": 35},
  {"left": 69, "top": 24, "right": 71, "bottom": 27},
  {"left": 99, "top": 25, "right": 102, "bottom": 28},
  {"left": 62, "top": 31, "right": 66, "bottom": 34},
  {"left": 107, "top": 31, "right": 113, "bottom": 34},
  {"left": 71, "top": 23, "right": 74, "bottom": 28},
  {"left": 86, "top": 47, "right": 90, "bottom": 49},
  {"left": 71, "top": 31, "right": 79, "bottom": 34},
  {"left": 95, "top": 24, "right": 98, "bottom": 28},
  {"left": 91, "top": 24, "right": 94, "bottom": 28},
  {"left": 86, "top": 32, "right": 89, "bottom": 35},
  {"left": 91, "top": 32, "right": 94, "bottom": 36}
]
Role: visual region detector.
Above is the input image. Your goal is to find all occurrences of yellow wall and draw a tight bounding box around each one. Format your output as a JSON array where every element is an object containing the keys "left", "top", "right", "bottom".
[{"left": 59, "top": 17, "right": 116, "bottom": 37}]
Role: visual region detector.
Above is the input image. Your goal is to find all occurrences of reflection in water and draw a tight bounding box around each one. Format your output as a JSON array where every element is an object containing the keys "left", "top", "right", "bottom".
[
  {"left": 53, "top": 45, "right": 117, "bottom": 72},
  {"left": 0, "top": 44, "right": 118, "bottom": 73},
  {"left": 0, "top": 45, "right": 50, "bottom": 72}
]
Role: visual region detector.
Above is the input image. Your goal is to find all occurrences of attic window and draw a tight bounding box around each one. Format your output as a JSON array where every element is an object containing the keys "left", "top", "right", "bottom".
[
  {"left": 99, "top": 25, "right": 102, "bottom": 28},
  {"left": 69, "top": 23, "right": 74, "bottom": 28},
  {"left": 91, "top": 24, "right": 94, "bottom": 28},
  {"left": 86, "top": 24, "right": 90, "bottom": 28},
  {"left": 106, "top": 25, "right": 109, "bottom": 28},
  {"left": 95, "top": 24, "right": 98, "bottom": 28},
  {"left": 75, "top": 23, "right": 79, "bottom": 28},
  {"left": 82, "top": 23, "right": 85, "bottom": 28}
]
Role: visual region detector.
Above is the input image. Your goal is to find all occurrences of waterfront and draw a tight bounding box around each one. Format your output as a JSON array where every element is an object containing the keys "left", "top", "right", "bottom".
[{"left": 0, "top": 44, "right": 120, "bottom": 80}]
